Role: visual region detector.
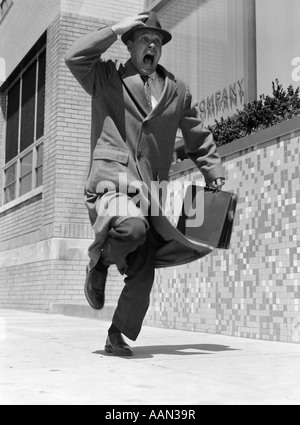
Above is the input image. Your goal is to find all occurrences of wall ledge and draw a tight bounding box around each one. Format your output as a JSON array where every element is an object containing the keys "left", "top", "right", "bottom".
[
  {"left": 0, "top": 187, "right": 43, "bottom": 217},
  {"left": 170, "top": 115, "right": 300, "bottom": 176},
  {"left": 0, "top": 238, "right": 92, "bottom": 267}
]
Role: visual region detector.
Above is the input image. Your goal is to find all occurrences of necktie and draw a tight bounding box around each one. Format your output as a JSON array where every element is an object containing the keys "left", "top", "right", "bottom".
[{"left": 141, "top": 75, "right": 152, "bottom": 110}]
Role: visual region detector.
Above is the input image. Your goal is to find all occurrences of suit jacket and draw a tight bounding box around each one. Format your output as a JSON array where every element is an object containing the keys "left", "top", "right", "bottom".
[{"left": 65, "top": 26, "right": 226, "bottom": 269}]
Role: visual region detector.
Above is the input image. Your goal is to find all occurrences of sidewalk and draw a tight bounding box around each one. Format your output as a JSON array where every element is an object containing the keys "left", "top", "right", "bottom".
[{"left": 1, "top": 308, "right": 300, "bottom": 405}]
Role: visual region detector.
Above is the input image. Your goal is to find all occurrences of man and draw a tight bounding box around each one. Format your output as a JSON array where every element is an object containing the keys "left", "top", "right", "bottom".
[{"left": 65, "top": 11, "right": 225, "bottom": 356}]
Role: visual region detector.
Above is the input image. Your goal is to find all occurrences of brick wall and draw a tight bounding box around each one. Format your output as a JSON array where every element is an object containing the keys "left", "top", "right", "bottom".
[
  {"left": 0, "top": 196, "right": 42, "bottom": 251},
  {"left": 45, "top": 5, "right": 144, "bottom": 241},
  {"left": 0, "top": 260, "right": 88, "bottom": 311},
  {"left": 47, "top": 13, "right": 110, "bottom": 240},
  {"left": 61, "top": 0, "right": 145, "bottom": 21}
]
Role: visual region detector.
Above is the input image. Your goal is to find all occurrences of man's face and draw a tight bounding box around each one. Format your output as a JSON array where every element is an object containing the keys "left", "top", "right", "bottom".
[{"left": 128, "top": 30, "right": 163, "bottom": 76}]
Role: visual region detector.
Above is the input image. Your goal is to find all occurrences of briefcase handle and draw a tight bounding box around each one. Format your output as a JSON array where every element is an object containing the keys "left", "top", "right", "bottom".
[{"left": 204, "top": 185, "right": 220, "bottom": 193}]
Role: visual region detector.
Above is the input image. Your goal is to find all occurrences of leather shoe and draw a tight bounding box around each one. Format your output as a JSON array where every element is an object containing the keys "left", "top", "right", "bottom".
[
  {"left": 105, "top": 332, "right": 133, "bottom": 356},
  {"left": 84, "top": 265, "right": 108, "bottom": 310}
]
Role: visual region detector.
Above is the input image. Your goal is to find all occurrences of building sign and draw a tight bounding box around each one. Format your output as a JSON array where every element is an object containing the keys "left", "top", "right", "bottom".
[{"left": 196, "top": 78, "right": 245, "bottom": 124}]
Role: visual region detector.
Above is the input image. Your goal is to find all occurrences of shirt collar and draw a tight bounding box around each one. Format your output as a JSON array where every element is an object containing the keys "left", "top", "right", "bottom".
[{"left": 148, "top": 71, "right": 157, "bottom": 81}]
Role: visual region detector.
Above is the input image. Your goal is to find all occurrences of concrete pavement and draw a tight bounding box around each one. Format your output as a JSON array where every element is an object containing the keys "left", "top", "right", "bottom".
[{"left": 1, "top": 308, "right": 300, "bottom": 405}]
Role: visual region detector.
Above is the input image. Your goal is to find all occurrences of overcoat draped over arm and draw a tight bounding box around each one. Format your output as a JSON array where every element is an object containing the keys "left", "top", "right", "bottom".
[{"left": 65, "top": 26, "right": 226, "bottom": 269}]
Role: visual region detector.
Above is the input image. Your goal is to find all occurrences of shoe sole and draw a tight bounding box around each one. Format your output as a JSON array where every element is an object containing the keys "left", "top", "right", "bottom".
[
  {"left": 84, "top": 281, "right": 103, "bottom": 311},
  {"left": 84, "top": 265, "right": 106, "bottom": 310}
]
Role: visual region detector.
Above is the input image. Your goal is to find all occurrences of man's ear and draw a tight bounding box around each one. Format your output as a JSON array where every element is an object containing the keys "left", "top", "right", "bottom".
[{"left": 127, "top": 40, "right": 133, "bottom": 53}]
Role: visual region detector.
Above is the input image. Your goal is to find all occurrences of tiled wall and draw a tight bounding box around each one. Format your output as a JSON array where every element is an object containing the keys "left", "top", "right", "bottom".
[{"left": 145, "top": 125, "right": 300, "bottom": 344}]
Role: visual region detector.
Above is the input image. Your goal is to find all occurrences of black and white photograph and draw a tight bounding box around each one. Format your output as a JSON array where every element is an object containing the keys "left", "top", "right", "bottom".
[{"left": 0, "top": 0, "right": 300, "bottom": 408}]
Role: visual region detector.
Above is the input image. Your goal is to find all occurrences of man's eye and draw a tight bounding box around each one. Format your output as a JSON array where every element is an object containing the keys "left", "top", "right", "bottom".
[{"left": 140, "top": 36, "right": 161, "bottom": 45}]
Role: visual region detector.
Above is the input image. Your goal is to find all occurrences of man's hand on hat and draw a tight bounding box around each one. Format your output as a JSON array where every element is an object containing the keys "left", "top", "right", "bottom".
[{"left": 111, "top": 14, "right": 149, "bottom": 37}]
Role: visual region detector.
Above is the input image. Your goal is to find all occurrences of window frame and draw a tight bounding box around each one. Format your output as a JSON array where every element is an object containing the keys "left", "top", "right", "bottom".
[
  {"left": 4, "top": 139, "right": 44, "bottom": 205},
  {"left": 3, "top": 46, "right": 46, "bottom": 205}
]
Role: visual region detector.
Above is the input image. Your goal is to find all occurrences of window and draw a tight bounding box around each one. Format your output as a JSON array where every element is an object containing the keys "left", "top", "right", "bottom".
[
  {"left": 159, "top": 0, "right": 246, "bottom": 127},
  {"left": 3, "top": 48, "right": 46, "bottom": 204},
  {"left": 0, "top": 0, "right": 13, "bottom": 23},
  {"left": 145, "top": 0, "right": 170, "bottom": 11}
]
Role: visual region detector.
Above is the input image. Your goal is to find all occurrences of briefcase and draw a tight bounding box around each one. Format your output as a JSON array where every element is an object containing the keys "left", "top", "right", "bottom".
[{"left": 176, "top": 185, "right": 238, "bottom": 249}]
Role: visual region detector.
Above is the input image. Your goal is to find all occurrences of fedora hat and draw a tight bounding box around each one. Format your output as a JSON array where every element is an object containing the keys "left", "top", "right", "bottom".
[{"left": 121, "top": 11, "right": 172, "bottom": 46}]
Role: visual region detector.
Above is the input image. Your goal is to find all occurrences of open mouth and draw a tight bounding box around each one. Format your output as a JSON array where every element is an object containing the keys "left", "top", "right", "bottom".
[{"left": 143, "top": 53, "right": 155, "bottom": 67}]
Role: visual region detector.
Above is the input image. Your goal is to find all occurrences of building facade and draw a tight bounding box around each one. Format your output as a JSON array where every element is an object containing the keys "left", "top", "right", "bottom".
[
  {"left": 0, "top": 0, "right": 299, "bottom": 343},
  {"left": 0, "top": 0, "right": 144, "bottom": 310}
]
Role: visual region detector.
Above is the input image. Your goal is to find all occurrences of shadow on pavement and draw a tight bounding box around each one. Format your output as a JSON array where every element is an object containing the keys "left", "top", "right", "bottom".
[{"left": 92, "top": 343, "right": 240, "bottom": 359}]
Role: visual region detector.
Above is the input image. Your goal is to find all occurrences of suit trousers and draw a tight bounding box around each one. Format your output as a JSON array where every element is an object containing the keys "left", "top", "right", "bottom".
[{"left": 100, "top": 215, "right": 161, "bottom": 341}]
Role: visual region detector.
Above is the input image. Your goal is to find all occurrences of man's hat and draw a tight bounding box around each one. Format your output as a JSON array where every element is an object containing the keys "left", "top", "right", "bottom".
[{"left": 121, "top": 11, "right": 172, "bottom": 46}]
